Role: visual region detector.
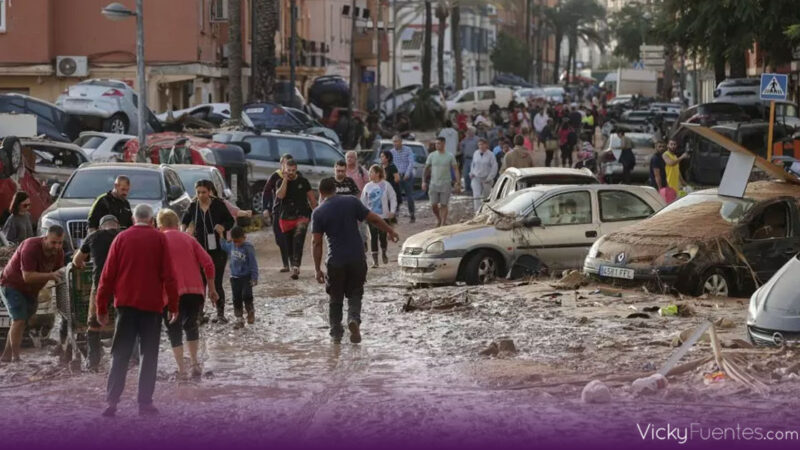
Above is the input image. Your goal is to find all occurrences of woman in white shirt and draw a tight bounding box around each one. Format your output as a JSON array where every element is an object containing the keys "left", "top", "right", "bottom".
[{"left": 361, "top": 165, "right": 398, "bottom": 268}]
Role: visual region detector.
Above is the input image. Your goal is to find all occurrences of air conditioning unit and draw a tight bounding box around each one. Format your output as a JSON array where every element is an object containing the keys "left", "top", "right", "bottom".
[{"left": 56, "top": 56, "right": 89, "bottom": 78}]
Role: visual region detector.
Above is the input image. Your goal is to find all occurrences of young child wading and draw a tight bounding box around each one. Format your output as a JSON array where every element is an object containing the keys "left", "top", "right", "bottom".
[
  {"left": 221, "top": 226, "right": 259, "bottom": 328},
  {"left": 360, "top": 165, "right": 397, "bottom": 268}
]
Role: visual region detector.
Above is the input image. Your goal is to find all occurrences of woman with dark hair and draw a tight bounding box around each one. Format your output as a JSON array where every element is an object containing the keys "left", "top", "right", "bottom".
[
  {"left": 380, "top": 150, "right": 401, "bottom": 207},
  {"left": 3, "top": 192, "right": 33, "bottom": 245},
  {"left": 181, "top": 179, "right": 235, "bottom": 323}
]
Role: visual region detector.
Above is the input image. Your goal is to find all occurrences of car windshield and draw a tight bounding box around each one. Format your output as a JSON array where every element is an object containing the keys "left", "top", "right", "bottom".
[
  {"left": 490, "top": 190, "right": 545, "bottom": 216},
  {"left": 543, "top": 87, "right": 564, "bottom": 95},
  {"left": 656, "top": 193, "right": 756, "bottom": 223},
  {"left": 62, "top": 169, "right": 163, "bottom": 200},
  {"left": 174, "top": 169, "right": 215, "bottom": 198},
  {"left": 608, "top": 134, "right": 653, "bottom": 148},
  {"left": 244, "top": 105, "right": 303, "bottom": 130}
]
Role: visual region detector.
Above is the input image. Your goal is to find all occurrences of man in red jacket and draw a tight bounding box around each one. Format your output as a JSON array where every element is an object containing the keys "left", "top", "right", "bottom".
[{"left": 96, "top": 204, "right": 179, "bottom": 417}]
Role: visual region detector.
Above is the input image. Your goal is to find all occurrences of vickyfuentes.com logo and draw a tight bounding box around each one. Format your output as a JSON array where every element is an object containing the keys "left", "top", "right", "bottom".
[{"left": 636, "top": 423, "right": 800, "bottom": 444}]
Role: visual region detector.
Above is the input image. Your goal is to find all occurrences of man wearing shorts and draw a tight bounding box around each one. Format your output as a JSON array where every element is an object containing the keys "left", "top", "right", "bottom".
[
  {"left": 1, "top": 227, "right": 65, "bottom": 362},
  {"left": 423, "top": 137, "right": 461, "bottom": 227}
]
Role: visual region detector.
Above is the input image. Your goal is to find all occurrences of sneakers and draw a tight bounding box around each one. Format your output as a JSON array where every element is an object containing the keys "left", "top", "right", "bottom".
[
  {"left": 348, "top": 320, "right": 362, "bottom": 344},
  {"left": 247, "top": 310, "right": 255, "bottom": 324},
  {"left": 138, "top": 403, "right": 159, "bottom": 416},
  {"left": 101, "top": 404, "right": 117, "bottom": 418},
  {"left": 371, "top": 253, "right": 379, "bottom": 269},
  {"left": 279, "top": 266, "right": 290, "bottom": 273},
  {"left": 234, "top": 318, "right": 245, "bottom": 329},
  {"left": 382, "top": 251, "right": 389, "bottom": 264},
  {"left": 290, "top": 267, "right": 300, "bottom": 280}
]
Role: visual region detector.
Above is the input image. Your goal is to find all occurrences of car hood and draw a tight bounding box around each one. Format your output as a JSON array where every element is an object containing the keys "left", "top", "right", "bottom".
[
  {"left": 756, "top": 257, "right": 800, "bottom": 315},
  {"left": 596, "top": 202, "right": 737, "bottom": 265},
  {"left": 42, "top": 198, "right": 162, "bottom": 222},
  {"left": 403, "top": 221, "right": 494, "bottom": 250}
]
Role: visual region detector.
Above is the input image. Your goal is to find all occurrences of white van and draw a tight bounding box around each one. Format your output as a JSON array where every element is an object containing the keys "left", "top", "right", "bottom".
[{"left": 446, "top": 86, "right": 514, "bottom": 116}]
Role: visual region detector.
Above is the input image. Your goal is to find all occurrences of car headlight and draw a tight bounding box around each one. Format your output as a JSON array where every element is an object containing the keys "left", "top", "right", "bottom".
[
  {"left": 39, "top": 216, "right": 62, "bottom": 236},
  {"left": 199, "top": 147, "right": 217, "bottom": 165},
  {"left": 425, "top": 241, "right": 445, "bottom": 255},
  {"left": 670, "top": 244, "right": 699, "bottom": 263}
]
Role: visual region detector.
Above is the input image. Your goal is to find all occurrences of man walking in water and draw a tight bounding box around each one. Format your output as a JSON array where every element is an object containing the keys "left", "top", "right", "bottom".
[{"left": 312, "top": 178, "right": 398, "bottom": 344}]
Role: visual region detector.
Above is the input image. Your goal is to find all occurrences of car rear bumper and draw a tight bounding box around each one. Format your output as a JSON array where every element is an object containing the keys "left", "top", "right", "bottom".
[
  {"left": 398, "top": 255, "right": 461, "bottom": 284},
  {"left": 61, "top": 99, "right": 116, "bottom": 119}
]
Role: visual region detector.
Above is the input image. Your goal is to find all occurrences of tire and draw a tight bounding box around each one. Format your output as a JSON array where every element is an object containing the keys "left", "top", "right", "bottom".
[
  {"left": 461, "top": 250, "right": 501, "bottom": 286},
  {"left": 0, "top": 136, "right": 22, "bottom": 178},
  {"left": 698, "top": 268, "right": 732, "bottom": 297},
  {"left": 250, "top": 182, "right": 266, "bottom": 214},
  {"left": 104, "top": 113, "right": 129, "bottom": 134}
]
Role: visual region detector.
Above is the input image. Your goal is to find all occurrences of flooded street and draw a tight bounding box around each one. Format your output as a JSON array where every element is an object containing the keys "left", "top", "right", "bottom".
[{"left": 2, "top": 196, "right": 800, "bottom": 449}]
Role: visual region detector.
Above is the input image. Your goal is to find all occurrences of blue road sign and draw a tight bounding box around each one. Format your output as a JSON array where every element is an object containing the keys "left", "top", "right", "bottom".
[
  {"left": 362, "top": 70, "right": 376, "bottom": 84},
  {"left": 760, "top": 73, "right": 788, "bottom": 101}
]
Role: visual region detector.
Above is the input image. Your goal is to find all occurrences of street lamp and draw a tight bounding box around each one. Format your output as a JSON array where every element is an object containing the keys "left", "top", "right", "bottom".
[{"left": 102, "top": 1, "right": 147, "bottom": 161}]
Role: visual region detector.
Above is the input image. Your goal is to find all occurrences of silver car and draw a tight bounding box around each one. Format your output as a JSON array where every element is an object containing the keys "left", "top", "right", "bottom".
[
  {"left": 399, "top": 184, "right": 665, "bottom": 285},
  {"left": 73, "top": 131, "right": 135, "bottom": 162},
  {"left": 372, "top": 139, "right": 427, "bottom": 188},
  {"left": 57, "top": 79, "right": 160, "bottom": 135}
]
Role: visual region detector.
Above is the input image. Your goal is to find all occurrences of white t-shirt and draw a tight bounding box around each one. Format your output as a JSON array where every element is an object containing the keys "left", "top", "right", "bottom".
[{"left": 438, "top": 127, "right": 459, "bottom": 157}]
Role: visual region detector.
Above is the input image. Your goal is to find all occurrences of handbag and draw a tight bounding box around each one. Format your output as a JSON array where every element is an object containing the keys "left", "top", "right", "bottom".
[{"left": 545, "top": 139, "right": 558, "bottom": 151}]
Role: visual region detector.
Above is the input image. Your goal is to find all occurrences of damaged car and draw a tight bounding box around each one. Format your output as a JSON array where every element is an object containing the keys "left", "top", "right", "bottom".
[
  {"left": 480, "top": 167, "right": 598, "bottom": 213},
  {"left": 399, "top": 184, "right": 664, "bottom": 285},
  {"left": 584, "top": 181, "right": 800, "bottom": 297},
  {"left": 746, "top": 254, "right": 800, "bottom": 346}
]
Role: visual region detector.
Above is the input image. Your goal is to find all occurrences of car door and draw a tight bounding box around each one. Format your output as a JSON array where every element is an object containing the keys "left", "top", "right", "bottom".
[
  {"left": 518, "top": 190, "right": 597, "bottom": 269},
  {"left": 455, "top": 90, "right": 476, "bottom": 113},
  {"left": 243, "top": 136, "right": 280, "bottom": 185},
  {"left": 597, "top": 189, "right": 656, "bottom": 236},
  {"left": 741, "top": 200, "right": 800, "bottom": 283},
  {"left": 309, "top": 140, "right": 344, "bottom": 179}
]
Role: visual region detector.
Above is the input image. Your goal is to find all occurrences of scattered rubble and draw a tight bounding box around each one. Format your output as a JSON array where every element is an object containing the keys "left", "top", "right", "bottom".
[
  {"left": 551, "top": 270, "right": 590, "bottom": 290},
  {"left": 631, "top": 374, "right": 668, "bottom": 395},
  {"left": 581, "top": 380, "right": 612, "bottom": 404},
  {"left": 479, "top": 339, "right": 518, "bottom": 357}
]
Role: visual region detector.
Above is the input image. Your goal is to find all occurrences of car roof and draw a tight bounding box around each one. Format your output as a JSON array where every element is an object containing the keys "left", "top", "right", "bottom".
[
  {"left": 19, "top": 138, "right": 85, "bottom": 152},
  {"left": 504, "top": 167, "right": 595, "bottom": 178},
  {"left": 515, "top": 183, "right": 654, "bottom": 197},
  {"left": 78, "top": 162, "right": 166, "bottom": 171},
  {"left": 377, "top": 139, "right": 424, "bottom": 146},
  {"left": 170, "top": 164, "right": 218, "bottom": 172},
  {"left": 1, "top": 93, "right": 65, "bottom": 110}
]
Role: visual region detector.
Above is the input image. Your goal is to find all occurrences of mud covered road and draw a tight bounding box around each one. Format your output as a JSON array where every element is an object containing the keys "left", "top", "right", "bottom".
[{"left": 2, "top": 196, "right": 800, "bottom": 449}]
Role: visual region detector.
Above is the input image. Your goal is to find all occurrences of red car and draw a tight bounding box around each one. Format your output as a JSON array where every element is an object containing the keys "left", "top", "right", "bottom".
[{"left": 0, "top": 136, "right": 55, "bottom": 225}]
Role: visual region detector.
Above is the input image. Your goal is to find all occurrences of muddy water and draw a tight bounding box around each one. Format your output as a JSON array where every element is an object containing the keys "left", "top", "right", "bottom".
[{"left": 2, "top": 196, "right": 799, "bottom": 448}]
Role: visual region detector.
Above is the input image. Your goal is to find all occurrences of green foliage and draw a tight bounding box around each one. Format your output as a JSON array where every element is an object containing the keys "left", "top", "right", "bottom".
[
  {"left": 609, "top": 5, "right": 658, "bottom": 62},
  {"left": 409, "top": 89, "right": 442, "bottom": 131},
  {"left": 490, "top": 32, "right": 533, "bottom": 79}
]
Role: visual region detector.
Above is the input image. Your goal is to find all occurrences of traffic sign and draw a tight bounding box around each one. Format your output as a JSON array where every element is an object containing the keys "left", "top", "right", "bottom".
[{"left": 760, "top": 73, "right": 788, "bottom": 101}]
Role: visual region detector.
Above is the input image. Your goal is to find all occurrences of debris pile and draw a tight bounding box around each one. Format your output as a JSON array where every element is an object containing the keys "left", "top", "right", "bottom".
[{"left": 401, "top": 290, "right": 471, "bottom": 312}]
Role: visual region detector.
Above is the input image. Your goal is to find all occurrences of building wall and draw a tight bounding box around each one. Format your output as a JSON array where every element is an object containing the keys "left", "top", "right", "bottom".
[{"left": 0, "top": 0, "right": 53, "bottom": 63}]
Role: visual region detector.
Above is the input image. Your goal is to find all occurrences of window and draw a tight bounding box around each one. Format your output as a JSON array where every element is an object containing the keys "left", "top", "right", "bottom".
[
  {"left": 494, "top": 176, "right": 510, "bottom": 201},
  {"left": 478, "top": 90, "right": 496, "bottom": 101},
  {"left": 457, "top": 91, "right": 474, "bottom": 103},
  {"left": 311, "top": 141, "right": 343, "bottom": 167},
  {"left": 598, "top": 191, "right": 654, "bottom": 222},
  {"left": 111, "top": 139, "right": 130, "bottom": 154},
  {"left": 536, "top": 191, "right": 592, "bottom": 226},
  {"left": 244, "top": 136, "right": 278, "bottom": 162},
  {"left": 749, "top": 202, "right": 790, "bottom": 240},
  {"left": 165, "top": 169, "right": 186, "bottom": 196},
  {"left": 26, "top": 100, "right": 56, "bottom": 127},
  {"left": 211, "top": 0, "right": 229, "bottom": 21},
  {"left": 75, "top": 136, "right": 106, "bottom": 150},
  {"left": 275, "top": 138, "right": 312, "bottom": 165},
  {"left": 0, "top": 0, "right": 6, "bottom": 33}
]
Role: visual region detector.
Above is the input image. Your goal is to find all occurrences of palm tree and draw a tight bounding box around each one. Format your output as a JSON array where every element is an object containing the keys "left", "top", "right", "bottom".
[
  {"left": 451, "top": 5, "right": 462, "bottom": 90},
  {"left": 435, "top": 3, "right": 449, "bottom": 88},
  {"left": 251, "top": 0, "right": 278, "bottom": 102},
  {"left": 228, "top": 0, "right": 243, "bottom": 121},
  {"left": 542, "top": 0, "right": 605, "bottom": 84},
  {"left": 422, "top": 1, "right": 433, "bottom": 90}
]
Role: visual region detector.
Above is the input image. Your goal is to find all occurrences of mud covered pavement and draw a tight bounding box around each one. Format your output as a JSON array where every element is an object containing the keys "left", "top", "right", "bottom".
[{"left": 2, "top": 196, "right": 800, "bottom": 448}]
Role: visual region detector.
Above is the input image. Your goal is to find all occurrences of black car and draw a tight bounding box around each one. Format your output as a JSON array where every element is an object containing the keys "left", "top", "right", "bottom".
[
  {"left": 0, "top": 93, "right": 81, "bottom": 142},
  {"left": 40, "top": 163, "right": 191, "bottom": 254}
]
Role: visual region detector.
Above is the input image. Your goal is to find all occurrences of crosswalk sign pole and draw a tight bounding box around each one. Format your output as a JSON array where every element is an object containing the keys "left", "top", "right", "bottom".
[{"left": 767, "top": 100, "right": 776, "bottom": 162}]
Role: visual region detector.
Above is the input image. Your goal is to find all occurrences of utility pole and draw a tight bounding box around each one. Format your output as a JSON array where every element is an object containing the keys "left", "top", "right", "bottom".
[
  {"left": 376, "top": 0, "right": 382, "bottom": 106},
  {"left": 392, "top": 0, "right": 397, "bottom": 125},
  {"left": 348, "top": 0, "right": 357, "bottom": 119},
  {"left": 290, "top": 0, "right": 297, "bottom": 97}
]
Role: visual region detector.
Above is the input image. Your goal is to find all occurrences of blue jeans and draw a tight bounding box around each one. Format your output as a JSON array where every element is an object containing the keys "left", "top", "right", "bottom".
[
  {"left": 398, "top": 176, "right": 415, "bottom": 218},
  {"left": 0, "top": 286, "right": 35, "bottom": 321}
]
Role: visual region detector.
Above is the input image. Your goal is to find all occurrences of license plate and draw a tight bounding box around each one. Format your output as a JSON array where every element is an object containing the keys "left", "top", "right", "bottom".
[
  {"left": 0, "top": 316, "right": 11, "bottom": 329},
  {"left": 599, "top": 266, "right": 635, "bottom": 280},
  {"left": 400, "top": 257, "right": 418, "bottom": 268}
]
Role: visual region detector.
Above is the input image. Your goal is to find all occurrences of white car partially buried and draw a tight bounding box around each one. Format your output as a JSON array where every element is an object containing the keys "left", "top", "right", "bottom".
[{"left": 398, "top": 184, "right": 665, "bottom": 285}]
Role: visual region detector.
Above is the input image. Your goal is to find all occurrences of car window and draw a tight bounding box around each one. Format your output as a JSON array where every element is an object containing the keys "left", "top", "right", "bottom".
[
  {"left": 26, "top": 100, "right": 56, "bottom": 126},
  {"left": 63, "top": 170, "right": 163, "bottom": 200},
  {"left": 519, "top": 174, "right": 596, "bottom": 187},
  {"left": 479, "top": 90, "right": 496, "bottom": 101},
  {"left": 212, "top": 171, "right": 226, "bottom": 196},
  {"left": 748, "top": 202, "right": 790, "bottom": 240},
  {"left": 598, "top": 190, "right": 654, "bottom": 222},
  {"left": 457, "top": 92, "right": 475, "bottom": 103},
  {"left": 275, "top": 137, "right": 312, "bottom": 165},
  {"left": 311, "top": 141, "right": 343, "bottom": 167},
  {"left": 494, "top": 176, "right": 510, "bottom": 200},
  {"left": 111, "top": 139, "right": 130, "bottom": 153},
  {"left": 493, "top": 190, "right": 543, "bottom": 216},
  {"left": 75, "top": 135, "right": 106, "bottom": 149},
  {"left": 657, "top": 193, "right": 755, "bottom": 223},
  {"left": 165, "top": 169, "right": 185, "bottom": 196},
  {"left": 176, "top": 169, "right": 213, "bottom": 198},
  {"left": 536, "top": 191, "right": 592, "bottom": 226},
  {"left": 243, "top": 136, "right": 278, "bottom": 162},
  {"left": 410, "top": 145, "right": 427, "bottom": 164}
]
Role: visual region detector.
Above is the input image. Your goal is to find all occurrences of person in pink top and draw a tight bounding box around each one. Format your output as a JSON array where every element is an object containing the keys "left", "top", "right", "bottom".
[
  {"left": 345, "top": 150, "right": 369, "bottom": 192},
  {"left": 157, "top": 208, "right": 219, "bottom": 380}
]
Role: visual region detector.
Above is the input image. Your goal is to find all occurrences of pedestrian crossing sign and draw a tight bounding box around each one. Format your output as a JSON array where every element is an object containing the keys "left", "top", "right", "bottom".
[{"left": 760, "top": 73, "right": 788, "bottom": 101}]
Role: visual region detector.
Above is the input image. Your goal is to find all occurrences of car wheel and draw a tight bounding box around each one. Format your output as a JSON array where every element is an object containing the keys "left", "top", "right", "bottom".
[
  {"left": 250, "top": 182, "right": 266, "bottom": 214},
  {"left": 699, "top": 268, "right": 732, "bottom": 297},
  {"left": 104, "top": 113, "right": 129, "bottom": 134},
  {"left": 462, "top": 250, "right": 500, "bottom": 286},
  {"left": 0, "top": 137, "right": 22, "bottom": 178}
]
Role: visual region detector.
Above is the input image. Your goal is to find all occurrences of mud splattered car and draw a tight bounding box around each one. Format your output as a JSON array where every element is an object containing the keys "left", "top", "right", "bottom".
[
  {"left": 399, "top": 184, "right": 664, "bottom": 285},
  {"left": 584, "top": 181, "right": 800, "bottom": 297}
]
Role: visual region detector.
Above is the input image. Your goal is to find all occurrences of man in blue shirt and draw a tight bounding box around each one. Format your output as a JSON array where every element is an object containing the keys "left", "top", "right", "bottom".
[
  {"left": 312, "top": 178, "right": 398, "bottom": 344},
  {"left": 390, "top": 135, "right": 417, "bottom": 223}
]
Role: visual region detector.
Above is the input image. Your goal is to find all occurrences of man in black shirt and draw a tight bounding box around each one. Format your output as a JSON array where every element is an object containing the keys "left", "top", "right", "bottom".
[
  {"left": 72, "top": 214, "right": 121, "bottom": 370},
  {"left": 276, "top": 159, "right": 318, "bottom": 280},
  {"left": 87, "top": 176, "right": 133, "bottom": 232},
  {"left": 333, "top": 160, "right": 359, "bottom": 197},
  {"left": 649, "top": 141, "right": 668, "bottom": 191}
]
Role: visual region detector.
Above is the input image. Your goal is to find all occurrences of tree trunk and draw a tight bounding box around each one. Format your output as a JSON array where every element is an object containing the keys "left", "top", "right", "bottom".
[
  {"left": 662, "top": 46, "right": 674, "bottom": 100},
  {"left": 436, "top": 7, "right": 448, "bottom": 88},
  {"left": 252, "top": 0, "right": 278, "bottom": 102},
  {"left": 536, "top": 8, "right": 544, "bottom": 83},
  {"left": 712, "top": 49, "right": 726, "bottom": 86},
  {"left": 552, "top": 30, "right": 563, "bottom": 84},
  {"left": 422, "top": 1, "right": 433, "bottom": 90},
  {"left": 525, "top": 0, "right": 532, "bottom": 82},
  {"left": 228, "top": 0, "right": 243, "bottom": 120},
  {"left": 452, "top": 6, "right": 462, "bottom": 91},
  {"left": 728, "top": 50, "right": 747, "bottom": 79},
  {"left": 566, "top": 34, "right": 575, "bottom": 84}
]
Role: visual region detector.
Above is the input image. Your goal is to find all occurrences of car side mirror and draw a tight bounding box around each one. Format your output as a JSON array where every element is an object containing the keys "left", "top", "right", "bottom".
[
  {"left": 523, "top": 216, "right": 541, "bottom": 227},
  {"left": 230, "top": 141, "right": 251, "bottom": 155},
  {"left": 49, "top": 183, "right": 61, "bottom": 198},
  {"left": 168, "top": 185, "right": 183, "bottom": 201}
]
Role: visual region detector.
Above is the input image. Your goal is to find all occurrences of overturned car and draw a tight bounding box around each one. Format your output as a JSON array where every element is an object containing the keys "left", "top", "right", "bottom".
[{"left": 584, "top": 181, "right": 800, "bottom": 297}]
